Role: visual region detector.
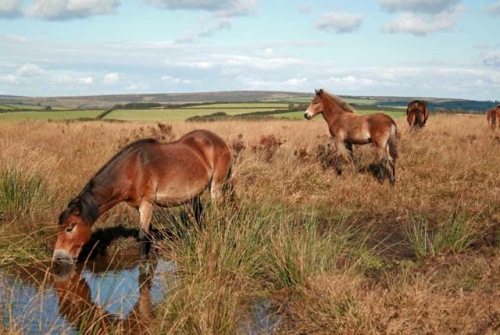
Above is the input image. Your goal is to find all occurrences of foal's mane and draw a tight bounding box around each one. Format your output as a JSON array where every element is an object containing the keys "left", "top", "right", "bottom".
[
  {"left": 321, "top": 91, "right": 355, "bottom": 113},
  {"left": 58, "top": 138, "right": 159, "bottom": 225}
]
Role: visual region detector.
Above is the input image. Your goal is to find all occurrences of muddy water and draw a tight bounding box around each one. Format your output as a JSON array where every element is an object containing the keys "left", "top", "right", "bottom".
[
  {"left": 0, "top": 256, "right": 173, "bottom": 334},
  {"left": 0, "top": 256, "right": 281, "bottom": 334}
]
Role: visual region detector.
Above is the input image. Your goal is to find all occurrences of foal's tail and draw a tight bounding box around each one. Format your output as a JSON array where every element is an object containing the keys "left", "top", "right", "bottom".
[{"left": 388, "top": 120, "right": 399, "bottom": 160}]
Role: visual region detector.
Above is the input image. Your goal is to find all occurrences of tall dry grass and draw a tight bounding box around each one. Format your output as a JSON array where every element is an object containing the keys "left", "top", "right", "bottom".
[{"left": 0, "top": 114, "right": 499, "bottom": 334}]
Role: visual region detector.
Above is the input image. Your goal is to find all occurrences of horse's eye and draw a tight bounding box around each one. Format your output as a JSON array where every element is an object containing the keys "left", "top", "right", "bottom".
[
  {"left": 314, "top": 101, "right": 320, "bottom": 105},
  {"left": 65, "top": 227, "right": 74, "bottom": 233}
]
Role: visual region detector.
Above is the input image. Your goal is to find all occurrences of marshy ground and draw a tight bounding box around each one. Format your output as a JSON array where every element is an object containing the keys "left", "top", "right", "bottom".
[{"left": 0, "top": 115, "right": 499, "bottom": 334}]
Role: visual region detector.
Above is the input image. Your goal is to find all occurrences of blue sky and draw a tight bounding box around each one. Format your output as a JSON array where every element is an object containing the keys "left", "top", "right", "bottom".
[{"left": 1, "top": 0, "right": 499, "bottom": 100}]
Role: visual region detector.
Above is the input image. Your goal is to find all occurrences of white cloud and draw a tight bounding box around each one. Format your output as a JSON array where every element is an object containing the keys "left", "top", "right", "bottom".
[
  {"left": 126, "top": 81, "right": 149, "bottom": 91},
  {"left": 198, "top": 18, "right": 232, "bottom": 38},
  {"left": 487, "top": 2, "right": 500, "bottom": 15},
  {"left": 284, "top": 77, "right": 308, "bottom": 87},
  {"left": 325, "top": 75, "right": 378, "bottom": 91},
  {"left": 0, "top": 75, "right": 19, "bottom": 84},
  {"left": 314, "top": 12, "right": 364, "bottom": 34},
  {"left": 77, "top": 76, "right": 93, "bottom": 84},
  {"left": 161, "top": 75, "right": 193, "bottom": 84},
  {"left": 262, "top": 48, "right": 274, "bottom": 57},
  {"left": 382, "top": 3, "right": 463, "bottom": 35},
  {"left": 26, "top": 0, "right": 119, "bottom": 20},
  {"left": 482, "top": 51, "right": 500, "bottom": 67},
  {"left": 0, "top": 33, "right": 30, "bottom": 43},
  {"left": 0, "top": 0, "right": 23, "bottom": 18},
  {"left": 379, "top": 0, "right": 460, "bottom": 14},
  {"left": 103, "top": 72, "right": 119, "bottom": 84},
  {"left": 17, "top": 63, "right": 46, "bottom": 77},
  {"left": 169, "top": 54, "right": 310, "bottom": 71},
  {"left": 148, "top": 0, "right": 255, "bottom": 39},
  {"left": 175, "top": 33, "right": 196, "bottom": 44},
  {"left": 236, "top": 76, "right": 309, "bottom": 91},
  {"left": 147, "top": 0, "right": 255, "bottom": 17}
]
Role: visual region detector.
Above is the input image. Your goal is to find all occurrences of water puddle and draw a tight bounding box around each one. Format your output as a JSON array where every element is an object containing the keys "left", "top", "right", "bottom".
[
  {"left": 0, "top": 256, "right": 174, "bottom": 334},
  {"left": 1, "top": 255, "right": 282, "bottom": 334}
]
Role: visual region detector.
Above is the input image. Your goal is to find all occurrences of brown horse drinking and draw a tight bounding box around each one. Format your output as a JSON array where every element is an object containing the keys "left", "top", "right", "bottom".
[
  {"left": 304, "top": 89, "right": 398, "bottom": 185},
  {"left": 406, "top": 100, "right": 429, "bottom": 129},
  {"left": 487, "top": 105, "right": 500, "bottom": 130},
  {"left": 53, "top": 129, "right": 232, "bottom": 264}
]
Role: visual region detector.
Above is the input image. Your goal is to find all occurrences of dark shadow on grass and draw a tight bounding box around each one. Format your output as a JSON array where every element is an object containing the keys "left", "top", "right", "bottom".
[
  {"left": 78, "top": 210, "right": 194, "bottom": 262},
  {"left": 357, "top": 163, "right": 384, "bottom": 181}
]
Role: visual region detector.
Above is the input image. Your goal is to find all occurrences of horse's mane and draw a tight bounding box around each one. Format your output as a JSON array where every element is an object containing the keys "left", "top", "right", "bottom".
[
  {"left": 408, "top": 100, "right": 427, "bottom": 106},
  {"left": 321, "top": 91, "right": 355, "bottom": 113},
  {"left": 93, "top": 138, "right": 158, "bottom": 178},
  {"left": 59, "top": 138, "right": 159, "bottom": 225}
]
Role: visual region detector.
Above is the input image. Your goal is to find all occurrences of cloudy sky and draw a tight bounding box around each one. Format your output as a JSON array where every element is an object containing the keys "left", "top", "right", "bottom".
[{"left": 1, "top": 0, "right": 499, "bottom": 100}]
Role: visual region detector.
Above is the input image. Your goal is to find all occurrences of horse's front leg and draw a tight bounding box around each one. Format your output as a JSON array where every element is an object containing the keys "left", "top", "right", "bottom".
[{"left": 138, "top": 201, "right": 153, "bottom": 259}]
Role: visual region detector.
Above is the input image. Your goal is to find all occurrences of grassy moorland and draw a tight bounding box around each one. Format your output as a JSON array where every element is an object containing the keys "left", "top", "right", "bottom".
[{"left": 0, "top": 114, "right": 499, "bottom": 334}]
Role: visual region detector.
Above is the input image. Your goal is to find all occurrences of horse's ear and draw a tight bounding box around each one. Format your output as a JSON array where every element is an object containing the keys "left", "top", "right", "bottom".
[
  {"left": 74, "top": 201, "right": 82, "bottom": 216},
  {"left": 316, "top": 88, "right": 323, "bottom": 96},
  {"left": 68, "top": 199, "right": 82, "bottom": 216}
]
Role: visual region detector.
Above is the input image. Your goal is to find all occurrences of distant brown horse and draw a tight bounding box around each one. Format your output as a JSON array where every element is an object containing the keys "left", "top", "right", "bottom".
[
  {"left": 53, "top": 129, "right": 232, "bottom": 264},
  {"left": 406, "top": 100, "right": 429, "bottom": 129},
  {"left": 487, "top": 105, "right": 500, "bottom": 130},
  {"left": 304, "top": 89, "right": 398, "bottom": 185}
]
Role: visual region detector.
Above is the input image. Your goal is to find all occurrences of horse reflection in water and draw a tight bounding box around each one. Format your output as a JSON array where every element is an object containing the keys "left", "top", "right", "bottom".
[{"left": 52, "top": 263, "right": 154, "bottom": 334}]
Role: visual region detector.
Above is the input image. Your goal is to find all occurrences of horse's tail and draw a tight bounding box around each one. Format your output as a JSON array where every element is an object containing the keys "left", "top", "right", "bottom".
[
  {"left": 422, "top": 101, "right": 429, "bottom": 125},
  {"left": 414, "top": 107, "right": 424, "bottom": 127},
  {"left": 388, "top": 120, "right": 399, "bottom": 160}
]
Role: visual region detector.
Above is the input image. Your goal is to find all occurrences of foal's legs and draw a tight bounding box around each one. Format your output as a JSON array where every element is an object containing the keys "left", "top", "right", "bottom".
[
  {"left": 138, "top": 201, "right": 153, "bottom": 259},
  {"left": 334, "top": 141, "right": 352, "bottom": 175}
]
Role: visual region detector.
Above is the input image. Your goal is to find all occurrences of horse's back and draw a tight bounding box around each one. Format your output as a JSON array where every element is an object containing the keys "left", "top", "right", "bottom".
[{"left": 176, "top": 129, "right": 231, "bottom": 167}]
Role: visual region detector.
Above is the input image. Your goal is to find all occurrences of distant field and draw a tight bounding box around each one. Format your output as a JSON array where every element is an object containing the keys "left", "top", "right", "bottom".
[
  {"left": 271, "top": 96, "right": 381, "bottom": 105},
  {"left": 271, "top": 109, "right": 406, "bottom": 120},
  {"left": 185, "top": 103, "right": 289, "bottom": 109},
  {"left": 0, "top": 105, "right": 407, "bottom": 122},
  {"left": 0, "top": 110, "right": 102, "bottom": 121},
  {"left": 104, "top": 103, "right": 290, "bottom": 121}
]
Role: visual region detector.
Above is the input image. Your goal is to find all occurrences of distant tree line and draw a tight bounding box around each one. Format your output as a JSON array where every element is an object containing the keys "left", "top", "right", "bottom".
[
  {"left": 382, "top": 100, "right": 500, "bottom": 113},
  {"left": 113, "top": 102, "right": 163, "bottom": 109}
]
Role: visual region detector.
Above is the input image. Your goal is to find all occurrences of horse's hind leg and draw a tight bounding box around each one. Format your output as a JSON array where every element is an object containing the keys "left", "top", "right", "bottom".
[
  {"left": 138, "top": 202, "right": 153, "bottom": 259},
  {"left": 385, "top": 144, "right": 396, "bottom": 186}
]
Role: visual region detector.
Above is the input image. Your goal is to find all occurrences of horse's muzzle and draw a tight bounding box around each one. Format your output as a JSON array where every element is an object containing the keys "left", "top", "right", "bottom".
[
  {"left": 53, "top": 249, "right": 75, "bottom": 265},
  {"left": 304, "top": 113, "right": 312, "bottom": 120}
]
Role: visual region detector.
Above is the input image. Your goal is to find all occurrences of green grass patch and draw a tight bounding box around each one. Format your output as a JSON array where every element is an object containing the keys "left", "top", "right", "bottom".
[
  {"left": 185, "top": 103, "right": 289, "bottom": 109},
  {"left": 104, "top": 107, "right": 287, "bottom": 122},
  {"left": 0, "top": 169, "right": 46, "bottom": 221},
  {"left": 0, "top": 110, "right": 102, "bottom": 121},
  {"left": 401, "top": 210, "right": 480, "bottom": 258}
]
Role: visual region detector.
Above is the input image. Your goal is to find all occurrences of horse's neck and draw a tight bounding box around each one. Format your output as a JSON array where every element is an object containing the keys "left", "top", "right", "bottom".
[
  {"left": 322, "top": 101, "right": 346, "bottom": 125},
  {"left": 87, "top": 175, "right": 126, "bottom": 215}
]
